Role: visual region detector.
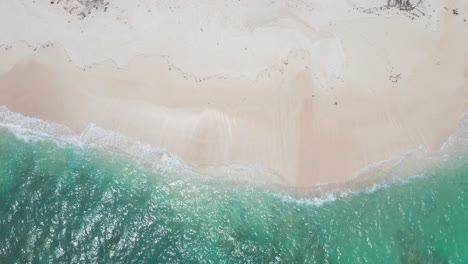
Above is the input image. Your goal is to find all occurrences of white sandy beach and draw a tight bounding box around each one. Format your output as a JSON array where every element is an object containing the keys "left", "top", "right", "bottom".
[{"left": 0, "top": 0, "right": 467, "bottom": 187}]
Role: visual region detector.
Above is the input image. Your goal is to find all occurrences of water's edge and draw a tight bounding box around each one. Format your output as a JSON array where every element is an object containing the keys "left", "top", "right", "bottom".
[{"left": 1, "top": 107, "right": 468, "bottom": 263}]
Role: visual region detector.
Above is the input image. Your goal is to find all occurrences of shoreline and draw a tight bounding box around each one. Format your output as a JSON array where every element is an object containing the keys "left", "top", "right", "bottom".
[
  {"left": 1, "top": 105, "right": 468, "bottom": 194},
  {"left": 2, "top": 106, "right": 468, "bottom": 263},
  {"left": 1, "top": 0, "right": 468, "bottom": 188},
  {"left": 1, "top": 43, "right": 467, "bottom": 188}
]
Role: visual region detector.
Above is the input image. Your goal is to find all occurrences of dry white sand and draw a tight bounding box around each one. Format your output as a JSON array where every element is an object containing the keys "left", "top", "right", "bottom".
[{"left": 0, "top": 0, "right": 467, "bottom": 187}]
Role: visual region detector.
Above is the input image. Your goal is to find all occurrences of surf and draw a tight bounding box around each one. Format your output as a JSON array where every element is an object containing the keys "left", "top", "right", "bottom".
[{"left": 0, "top": 107, "right": 468, "bottom": 263}]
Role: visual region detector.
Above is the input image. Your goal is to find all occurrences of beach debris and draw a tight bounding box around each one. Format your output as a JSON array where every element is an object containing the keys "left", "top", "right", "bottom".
[
  {"left": 49, "top": 0, "right": 111, "bottom": 19},
  {"left": 453, "top": 9, "right": 459, "bottom": 16},
  {"left": 389, "top": 73, "right": 402, "bottom": 83},
  {"left": 355, "top": 0, "right": 429, "bottom": 20},
  {"left": 387, "top": 0, "right": 417, "bottom": 11}
]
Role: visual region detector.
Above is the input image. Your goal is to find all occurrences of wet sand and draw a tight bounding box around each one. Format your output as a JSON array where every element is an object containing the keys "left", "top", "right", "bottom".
[{"left": 0, "top": 0, "right": 467, "bottom": 187}]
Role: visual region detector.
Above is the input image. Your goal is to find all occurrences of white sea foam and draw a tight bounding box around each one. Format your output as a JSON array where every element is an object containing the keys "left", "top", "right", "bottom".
[
  {"left": 269, "top": 191, "right": 337, "bottom": 207},
  {"left": 438, "top": 111, "right": 468, "bottom": 157},
  {"left": 352, "top": 112, "right": 468, "bottom": 182},
  {"left": 0, "top": 106, "right": 284, "bottom": 186},
  {"left": 1, "top": 106, "right": 468, "bottom": 206},
  {"left": 0, "top": 106, "right": 188, "bottom": 174}
]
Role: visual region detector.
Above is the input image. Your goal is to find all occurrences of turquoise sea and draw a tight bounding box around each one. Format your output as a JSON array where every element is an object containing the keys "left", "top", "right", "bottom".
[{"left": 0, "top": 108, "right": 468, "bottom": 263}]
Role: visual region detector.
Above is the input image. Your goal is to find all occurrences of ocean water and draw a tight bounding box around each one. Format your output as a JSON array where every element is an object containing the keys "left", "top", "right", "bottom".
[{"left": 0, "top": 110, "right": 468, "bottom": 263}]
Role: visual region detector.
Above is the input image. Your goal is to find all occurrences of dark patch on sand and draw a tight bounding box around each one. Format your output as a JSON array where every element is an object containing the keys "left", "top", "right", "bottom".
[
  {"left": 354, "top": 0, "right": 431, "bottom": 20},
  {"left": 389, "top": 73, "right": 402, "bottom": 83},
  {"left": 50, "top": 0, "right": 111, "bottom": 19}
]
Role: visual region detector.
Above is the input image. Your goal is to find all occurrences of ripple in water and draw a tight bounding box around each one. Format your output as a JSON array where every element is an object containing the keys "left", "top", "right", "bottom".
[{"left": 0, "top": 120, "right": 468, "bottom": 263}]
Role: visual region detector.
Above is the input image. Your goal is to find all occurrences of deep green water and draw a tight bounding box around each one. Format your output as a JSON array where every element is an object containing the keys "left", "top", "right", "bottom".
[{"left": 0, "top": 126, "right": 468, "bottom": 264}]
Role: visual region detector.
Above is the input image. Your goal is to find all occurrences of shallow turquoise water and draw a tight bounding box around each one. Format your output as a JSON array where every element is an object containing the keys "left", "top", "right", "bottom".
[{"left": 0, "top": 127, "right": 467, "bottom": 263}]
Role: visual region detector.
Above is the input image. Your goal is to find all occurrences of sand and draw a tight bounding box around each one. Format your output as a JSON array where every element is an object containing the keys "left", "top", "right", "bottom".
[{"left": 0, "top": 0, "right": 467, "bottom": 188}]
